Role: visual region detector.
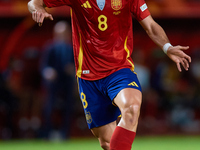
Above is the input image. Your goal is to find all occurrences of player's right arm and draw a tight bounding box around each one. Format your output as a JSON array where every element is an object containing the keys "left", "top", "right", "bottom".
[{"left": 28, "top": 0, "right": 53, "bottom": 26}]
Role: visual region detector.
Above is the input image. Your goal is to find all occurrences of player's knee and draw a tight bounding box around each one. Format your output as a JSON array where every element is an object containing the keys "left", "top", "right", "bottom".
[
  {"left": 100, "top": 141, "right": 110, "bottom": 150},
  {"left": 122, "top": 103, "right": 141, "bottom": 126}
]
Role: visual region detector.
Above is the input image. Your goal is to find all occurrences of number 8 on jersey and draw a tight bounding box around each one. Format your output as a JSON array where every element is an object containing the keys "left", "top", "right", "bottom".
[{"left": 98, "top": 15, "right": 108, "bottom": 31}]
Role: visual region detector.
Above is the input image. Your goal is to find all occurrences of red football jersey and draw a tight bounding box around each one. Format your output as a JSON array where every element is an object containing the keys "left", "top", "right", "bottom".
[{"left": 43, "top": 0, "right": 150, "bottom": 80}]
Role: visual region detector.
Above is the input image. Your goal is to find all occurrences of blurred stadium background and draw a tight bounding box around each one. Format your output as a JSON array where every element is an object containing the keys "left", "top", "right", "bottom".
[{"left": 0, "top": 0, "right": 200, "bottom": 149}]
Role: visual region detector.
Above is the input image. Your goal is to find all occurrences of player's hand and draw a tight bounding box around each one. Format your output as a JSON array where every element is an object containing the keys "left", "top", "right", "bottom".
[
  {"left": 166, "top": 45, "right": 191, "bottom": 72},
  {"left": 32, "top": 9, "right": 53, "bottom": 26}
]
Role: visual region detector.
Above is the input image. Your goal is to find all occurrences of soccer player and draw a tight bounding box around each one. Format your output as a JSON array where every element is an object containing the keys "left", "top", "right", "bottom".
[{"left": 28, "top": 0, "right": 191, "bottom": 150}]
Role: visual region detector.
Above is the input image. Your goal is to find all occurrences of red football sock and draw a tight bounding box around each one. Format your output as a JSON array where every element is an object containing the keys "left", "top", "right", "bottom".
[{"left": 110, "top": 126, "right": 136, "bottom": 150}]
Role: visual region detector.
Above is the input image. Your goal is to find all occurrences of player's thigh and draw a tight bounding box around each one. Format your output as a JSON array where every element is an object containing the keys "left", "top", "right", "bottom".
[
  {"left": 114, "top": 88, "right": 142, "bottom": 131},
  {"left": 91, "top": 120, "right": 117, "bottom": 144},
  {"left": 114, "top": 88, "right": 142, "bottom": 110}
]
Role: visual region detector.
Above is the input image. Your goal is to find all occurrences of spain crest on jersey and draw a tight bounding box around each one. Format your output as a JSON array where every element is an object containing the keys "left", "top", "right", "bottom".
[{"left": 111, "top": 0, "right": 122, "bottom": 11}]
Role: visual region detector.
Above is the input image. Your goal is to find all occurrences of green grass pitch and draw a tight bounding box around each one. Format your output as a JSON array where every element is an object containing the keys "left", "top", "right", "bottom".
[{"left": 0, "top": 136, "right": 199, "bottom": 150}]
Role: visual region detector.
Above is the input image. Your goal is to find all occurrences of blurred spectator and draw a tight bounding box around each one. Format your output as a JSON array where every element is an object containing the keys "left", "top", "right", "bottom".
[
  {"left": 132, "top": 48, "right": 150, "bottom": 92},
  {"left": 40, "top": 21, "right": 75, "bottom": 140}
]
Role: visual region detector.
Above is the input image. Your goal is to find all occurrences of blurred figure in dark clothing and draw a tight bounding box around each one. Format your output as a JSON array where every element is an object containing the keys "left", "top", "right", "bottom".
[{"left": 40, "top": 21, "right": 75, "bottom": 140}]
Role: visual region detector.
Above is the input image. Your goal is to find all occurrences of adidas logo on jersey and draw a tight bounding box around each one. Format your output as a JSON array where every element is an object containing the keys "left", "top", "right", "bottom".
[
  {"left": 81, "top": 1, "right": 92, "bottom": 8},
  {"left": 128, "top": 81, "right": 139, "bottom": 87}
]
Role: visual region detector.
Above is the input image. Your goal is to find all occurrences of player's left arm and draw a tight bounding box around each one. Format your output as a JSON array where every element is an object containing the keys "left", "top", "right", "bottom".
[{"left": 139, "top": 15, "right": 191, "bottom": 72}]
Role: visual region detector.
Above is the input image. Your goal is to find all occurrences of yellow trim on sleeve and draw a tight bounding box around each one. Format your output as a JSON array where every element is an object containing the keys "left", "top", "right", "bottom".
[
  {"left": 124, "top": 36, "right": 134, "bottom": 71},
  {"left": 77, "top": 33, "right": 83, "bottom": 78}
]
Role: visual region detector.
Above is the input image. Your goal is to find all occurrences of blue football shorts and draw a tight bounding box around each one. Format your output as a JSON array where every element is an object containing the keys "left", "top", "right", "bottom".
[{"left": 77, "top": 68, "right": 142, "bottom": 129}]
